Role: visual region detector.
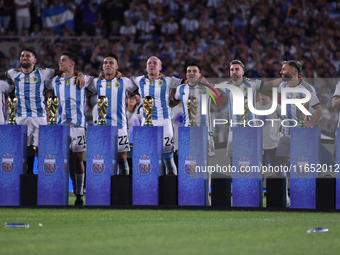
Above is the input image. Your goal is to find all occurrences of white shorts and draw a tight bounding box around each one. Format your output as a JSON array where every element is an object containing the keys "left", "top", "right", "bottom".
[
  {"left": 275, "top": 134, "right": 291, "bottom": 157},
  {"left": 142, "top": 118, "right": 174, "bottom": 153},
  {"left": 118, "top": 128, "right": 130, "bottom": 153},
  {"left": 16, "top": 116, "right": 47, "bottom": 147},
  {"left": 70, "top": 126, "right": 87, "bottom": 152}
]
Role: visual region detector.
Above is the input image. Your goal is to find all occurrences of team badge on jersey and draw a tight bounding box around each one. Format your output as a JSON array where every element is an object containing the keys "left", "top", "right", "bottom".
[
  {"left": 238, "top": 157, "right": 251, "bottom": 177},
  {"left": 65, "top": 80, "right": 70, "bottom": 86},
  {"left": 190, "top": 90, "right": 195, "bottom": 96},
  {"left": 44, "top": 155, "right": 56, "bottom": 175},
  {"left": 159, "top": 80, "right": 163, "bottom": 86},
  {"left": 33, "top": 76, "right": 38, "bottom": 83},
  {"left": 92, "top": 155, "right": 105, "bottom": 175},
  {"left": 73, "top": 80, "right": 77, "bottom": 85},
  {"left": 184, "top": 156, "right": 197, "bottom": 177},
  {"left": 107, "top": 82, "right": 111, "bottom": 88},
  {"left": 1, "top": 154, "right": 14, "bottom": 174},
  {"left": 115, "top": 82, "right": 120, "bottom": 88},
  {"left": 24, "top": 77, "right": 29, "bottom": 83},
  {"left": 297, "top": 157, "right": 309, "bottom": 177},
  {"left": 150, "top": 80, "right": 155, "bottom": 86},
  {"left": 139, "top": 155, "right": 151, "bottom": 175}
]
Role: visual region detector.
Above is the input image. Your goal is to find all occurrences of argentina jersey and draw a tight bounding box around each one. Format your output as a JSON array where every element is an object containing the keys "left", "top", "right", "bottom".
[
  {"left": 175, "top": 84, "right": 211, "bottom": 127},
  {"left": 46, "top": 75, "right": 93, "bottom": 128},
  {"left": 278, "top": 80, "right": 319, "bottom": 135},
  {"left": 0, "top": 80, "right": 14, "bottom": 124},
  {"left": 220, "top": 78, "right": 262, "bottom": 131},
  {"left": 93, "top": 77, "right": 137, "bottom": 129},
  {"left": 6, "top": 68, "right": 55, "bottom": 117},
  {"left": 131, "top": 76, "right": 182, "bottom": 120}
]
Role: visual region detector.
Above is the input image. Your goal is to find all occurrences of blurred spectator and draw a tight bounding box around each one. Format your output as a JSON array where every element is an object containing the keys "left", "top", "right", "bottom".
[
  {"left": 78, "top": 0, "right": 101, "bottom": 36},
  {"left": 180, "top": 11, "right": 199, "bottom": 35},
  {"left": 14, "top": 0, "right": 31, "bottom": 34},
  {"left": 136, "top": 10, "right": 155, "bottom": 43},
  {"left": 0, "top": 0, "right": 14, "bottom": 32},
  {"left": 119, "top": 18, "right": 136, "bottom": 42},
  {"left": 9, "top": 46, "right": 19, "bottom": 69}
]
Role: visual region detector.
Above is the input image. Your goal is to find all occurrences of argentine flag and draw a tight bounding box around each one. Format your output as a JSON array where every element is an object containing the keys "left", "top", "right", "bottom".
[{"left": 42, "top": 6, "right": 74, "bottom": 34}]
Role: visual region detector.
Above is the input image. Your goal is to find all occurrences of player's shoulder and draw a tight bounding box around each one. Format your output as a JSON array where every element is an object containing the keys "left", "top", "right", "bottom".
[
  {"left": 6, "top": 68, "right": 21, "bottom": 75},
  {"left": 298, "top": 79, "right": 315, "bottom": 93},
  {"left": 178, "top": 83, "right": 188, "bottom": 90},
  {"left": 121, "top": 77, "right": 133, "bottom": 83},
  {"left": 243, "top": 77, "right": 261, "bottom": 85}
]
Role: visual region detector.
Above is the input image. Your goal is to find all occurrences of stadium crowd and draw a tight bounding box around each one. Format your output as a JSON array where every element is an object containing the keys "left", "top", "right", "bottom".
[{"left": 0, "top": 0, "right": 340, "bottom": 140}]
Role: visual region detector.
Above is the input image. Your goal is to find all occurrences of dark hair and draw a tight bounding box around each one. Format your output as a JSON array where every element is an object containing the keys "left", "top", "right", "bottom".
[
  {"left": 61, "top": 51, "right": 78, "bottom": 65},
  {"left": 104, "top": 53, "right": 119, "bottom": 63},
  {"left": 284, "top": 60, "right": 302, "bottom": 74},
  {"left": 186, "top": 60, "right": 201, "bottom": 72},
  {"left": 230, "top": 59, "right": 245, "bottom": 69},
  {"left": 21, "top": 48, "right": 37, "bottom": 58}
]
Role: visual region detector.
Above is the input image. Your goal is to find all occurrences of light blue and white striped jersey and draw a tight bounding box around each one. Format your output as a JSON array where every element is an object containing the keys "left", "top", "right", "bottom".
[
  {"left": 0, "top": 80, "right": 14, "bottom": 124},
  {"left": 219, "top": 78, "right": 262, "bottom": 131},
  {"left": 278, "top": 80, "right": 320, "bottom": 135},
  {"left": 89, "top": 77, "right": 138, "bottom": 129},
  {"left": 6, "top": 68, "right": 55, "bottom": 118},
  {"left": 180, "top": 18, "right": 199, "bottom": 32},
  {"left": 131, "top": 76, "right": 182, "bottom": 120},
  {"left": 46, "top": 75, "right": 93, "bottom": 128},
  {"left": 174, "top": 84, "right": 212, "bottom": 128},
  {"left": 119, "top": 25, "right": 136, "bottom": 36}
]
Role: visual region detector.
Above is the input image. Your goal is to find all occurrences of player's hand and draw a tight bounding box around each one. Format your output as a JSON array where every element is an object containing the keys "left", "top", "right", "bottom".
[
  {"left": 158, "top": 73, "right": 165, "bottom": 79},
  {"left": 98, "top": 71, "right": 105, "bottom": 80},
  {"left": 76, "top": 73, "right": 85, "bottom": 89},
  {"left": 115, "top": 71, "right": 123, "bottom": 79},
  {"left": 197, "top": 77, "right": 208, "bottom": 87},
  {"left": 303, "top": 120, "right": 313, "bottom": 128}
]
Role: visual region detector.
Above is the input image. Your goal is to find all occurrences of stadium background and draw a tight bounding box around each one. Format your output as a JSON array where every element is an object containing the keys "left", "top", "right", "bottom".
[
  {"left": 1, "top": 2, "right": 340, "bottom": 254},
  {"left": 1, "top": 0, "right": 339, "bottom": 141},
  {"left": 0, "top": 0, "right": 339, "bottom": 184}
]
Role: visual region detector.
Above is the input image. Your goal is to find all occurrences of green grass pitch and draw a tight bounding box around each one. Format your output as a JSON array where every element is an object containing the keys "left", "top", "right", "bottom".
[{"left": 1, "top": 206, "right": 340, "bottom": 255}]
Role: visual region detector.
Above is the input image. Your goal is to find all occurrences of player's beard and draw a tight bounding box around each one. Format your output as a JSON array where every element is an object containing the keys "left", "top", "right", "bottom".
[
  {"left": 231, "top": 75, "right": 242, "bottom": 84},
  {"left": 20, "top": 62, "right": 32, "bottom": 69},
  {"left": 282, "top": 73, "right": 292, "bottom": 81}
]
